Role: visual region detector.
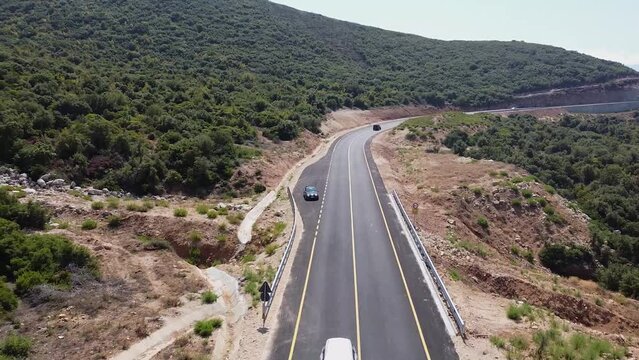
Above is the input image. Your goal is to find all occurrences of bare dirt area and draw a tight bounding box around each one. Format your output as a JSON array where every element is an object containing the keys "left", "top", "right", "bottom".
[
  {"left": 372, "top": 127, "right": 639, "bottom": 358},
  {"left": 0, "top": 188, "right": 252, "bottom": 360}
]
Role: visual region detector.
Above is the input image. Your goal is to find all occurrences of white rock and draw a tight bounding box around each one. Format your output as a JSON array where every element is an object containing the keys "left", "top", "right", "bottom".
[
  {"left": 24, "top": 188, "right": 37, "bottom": 195},
  {"left": 37, "top": 179, "right": 46, "bottom": 187}
]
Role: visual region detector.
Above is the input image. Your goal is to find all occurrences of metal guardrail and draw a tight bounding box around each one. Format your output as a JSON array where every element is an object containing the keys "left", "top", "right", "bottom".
[
  {"left": 262, "top": 187, "right": 297, "bottom": 322},
  {"left": 391, "top": 190, "right": 466, "bottom": 337}
]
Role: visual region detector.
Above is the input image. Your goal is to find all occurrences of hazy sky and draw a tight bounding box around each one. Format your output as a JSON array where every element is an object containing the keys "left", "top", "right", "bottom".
[{"left": 271, "top": 0, "right": 639, "bottom": 66}]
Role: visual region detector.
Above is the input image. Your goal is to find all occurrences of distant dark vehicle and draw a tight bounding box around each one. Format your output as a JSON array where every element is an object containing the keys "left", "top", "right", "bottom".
[
  {"left": 303, "top": 185, "right": 319, "bottom": 201},
  {"left": 372, "top": 124, "right": 382, "bottom": 131}
]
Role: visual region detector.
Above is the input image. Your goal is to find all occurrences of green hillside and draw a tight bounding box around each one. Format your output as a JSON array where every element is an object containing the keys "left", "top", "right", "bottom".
[{"left": 0, "top": 0, "right": 634, "bottom": 194}]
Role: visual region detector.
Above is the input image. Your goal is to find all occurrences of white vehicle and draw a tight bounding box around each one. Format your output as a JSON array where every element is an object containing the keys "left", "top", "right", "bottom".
[{"left": 320, "top": 338, "right": 358, "bottom": 360}]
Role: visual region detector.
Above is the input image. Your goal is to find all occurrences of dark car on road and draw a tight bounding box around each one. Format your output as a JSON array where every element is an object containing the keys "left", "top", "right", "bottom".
[
  {"left": 303, "top": 185, "right": 319, "bottom": 201},
  {"left": 372, "top": 124, "right": 381, "bottom": 131}
]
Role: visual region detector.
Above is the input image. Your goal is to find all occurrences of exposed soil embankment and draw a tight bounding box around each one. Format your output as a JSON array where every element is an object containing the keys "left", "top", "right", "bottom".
[{"left": 491, "top": 77, "right": 639, "bottom": 109}]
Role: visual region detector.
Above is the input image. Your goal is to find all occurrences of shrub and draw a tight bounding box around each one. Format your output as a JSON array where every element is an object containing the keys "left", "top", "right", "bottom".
[
  {"left": 0, "top": 189, "right": 49, "bottom": 229},
  {"left": 489, "top": 335, "right": 506, "bottom": 349},
  {"left": 523, "top": 250, "right": 535, "bottom": 264},
  {"left": 472, "top": 187, "right": 482, "bottom": 196},
  {"left": 107, "top": 215, "right": 122, "bottom": 228},
  {"left": 253, "top": 183, "right": 266, "bottom": 193},
  {"left": 126, "top": 202, "right": 148, "bottom": 212},
  {"left": 521, "top": 189, "right": 533, "bottom": 198},
  {"left": 142, "top": 199, "right": 155, "bottom": 210},
  {"left": 595, "top": 297, "right": 604, "bottom": 306},
  {"left": 15, "top": 271, "right": 45, "bottom": 295},
  {"left": 544, "top": 184, "right": 556, "bottom": 194},
  {"left": 539, "top": 243, "right": 595, "bottom": 278},
  {"left": 196, "top": 204, "right": 209, "bottom": 215},
  {"left": 227, "top": 212, "right": 244, "bottom": 225},
  {"left": 526, "top": 198, "right": 538, "bottom": 207},
  {"left": 511, "top": 198, "right": 522, "bottom": 207},
  {"left": 91, "top": 201, "right": 104, "bottom": 210},
  {"left": 207, "top": 209, "right": 218, "bottom": 219},
  {"left": 173, "top": 208, "right": 187, "bottom": 217},
  {"left": 265, "top": 243, "right": 278, "bottom": 256},
  {"left": 188, "top": 230, "right": 203, "bottom": 243},
  {"left": 0, "top": 281, "right": 18, "bottom": 314},
  {"left": 217, "top": 206, "right": 228, "bottom": 216},
  {"left": 0, "top": 334, "right": 31, "bottom": 358},
  {"left": 194, "top": 318, "right": 223, "bottom": 337},
  {"left": 201, "top": 291, "right": 218, "bottom": 304},
  {"left": 536, "top": 197, "right": 547, "bottom": 207},
  {"left": 449, "top": 269, "right": 461, "bottom": 281},
  {"left": 543, "top": 205, "right": 555, "bottom": 215},
  {"left": 155, "top": 199, "right": 169, "bottom": 207},
  {"left": 81, "top": 219, "right": 97, "bottom": 230},
  {"left": 138, "top": 235, "right": 172, "bottom": 251},
  {"left": 506, "top": 303, "right": 533, "bottom": 322},
  {"left": 216, "top": 233, "right": 227, "bottom": 244},
  {"left": 510, "top": 335, "right": 529, "bottom": 351},
  {"left": 477, "top": 216, "right": 489, "bottom": 229},
  {"left": 106, "top": 197, "right": 120, "bottom": 209},
  {"left": 242, "top": 252, "right": 256, "bottom": 263}
]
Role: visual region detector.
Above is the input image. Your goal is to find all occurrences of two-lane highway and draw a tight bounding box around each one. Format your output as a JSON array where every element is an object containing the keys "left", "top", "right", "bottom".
[{"left": 269, "top": 120, "right": 458, "bottom": 360}]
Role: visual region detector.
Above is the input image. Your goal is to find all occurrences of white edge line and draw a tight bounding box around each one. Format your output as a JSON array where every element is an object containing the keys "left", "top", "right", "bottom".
[{"left": 387, "top": 193, "right": 457, "bottom": 337}]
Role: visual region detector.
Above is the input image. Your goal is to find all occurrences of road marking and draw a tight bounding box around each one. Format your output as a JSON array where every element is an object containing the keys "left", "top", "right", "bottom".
[
  {"left": 362, "top": 144, "right": 433, "bottom": 360},
  {"left": 287, "top": 137, "right": 342, "bottom": 360},
  {"left": 347, "top": 142, "right": 363, "bottom": 360}
]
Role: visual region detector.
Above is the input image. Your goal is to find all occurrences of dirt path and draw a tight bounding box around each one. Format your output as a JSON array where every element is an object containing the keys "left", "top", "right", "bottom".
[{"left": 110, "top": 267, "right": 246, "bottom": 360}]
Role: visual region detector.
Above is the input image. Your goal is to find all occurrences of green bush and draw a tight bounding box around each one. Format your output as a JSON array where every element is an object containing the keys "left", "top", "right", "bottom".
[
  {"left": 521, "top": 189, "right": 533, "bottom": 198},
  {"left": 0, "top": 189, "right": 49, "bottom": 229},
  {"left": 253, "top": 183, "right": 267, "bottom": 194},
  {"left": 477, "top": 216, "right": 489, "bottom": 229},
  {"left": 173, "top": 208, "right": 188, "bottom": 217},
  {"left": 81, "top": 219, "right": 97, "bottom": 230},
  {"left": 489, "top": 335, "right": 506, "bottom": 349},
  {"left": 227, "top": 212, "right": 244, "bottom": 225},
  {"left": 194, "top": 318, "right": 223, "bottom": 337},
  {"left": 0, "top": 281, "right": 18, "bottom": 314},
  {"left": 201, "top": 291, "right": 218, "bottom": 304},
  {"left": 509, "top": 335, "right": 529, "bottom": 351},
  {"left": 91, "top": 201, "right": 104, "bottom": 210},
  {"left": 207, "top": 210, "right": 218, "bottom": 219},
  {"left": 107, "top": 215, "right": 122, "bottom": 228},
  {"left": 137, "top": 235, "right": 172, "bottom": 251},
  {"left": 539, "top": 243, "right": 594, "bottom": 278},
  {"left": 106, "top": 197, "right": 120, "bottom": 209},
  {"left": 506, "top": 303, "right": 533, "bottom": 322},
  {"left": 196, "top": 204, "right": 209, "bottom": 215},
  {"left": 0, "top": 334, "right": 31, "bottom": 358},
  {"left": 188, "top": 230, "right": 203, "bottom": 243},
  {"left": 217, "top": 207, "right": 229, "bottom": 216},
  {"left": 15, "top": 271, "right": 45, "bottom": 295},
  {"left": 511, "top": 198, "right": 522, "bottom": 207},
  {"left": 265, "top": 243, "right": 279, "bottom": 256},
  {"left": 125, "top": 202, "right": 149, "bottom": 212}
]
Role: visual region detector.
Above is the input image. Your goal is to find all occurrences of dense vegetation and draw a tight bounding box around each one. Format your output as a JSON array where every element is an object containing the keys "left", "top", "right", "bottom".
[
  {"left": 446, "top": 112, "right": 639, "bottom": 297},
  {"left": 0, "top": 188, "right": 98, "bottom": 314},
  {"left": 0, "top": 0, "right": 634, "bottom": 195}
]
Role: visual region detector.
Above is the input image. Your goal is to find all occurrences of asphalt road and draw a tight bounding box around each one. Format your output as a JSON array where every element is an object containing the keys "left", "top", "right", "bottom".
[{"left": 269, "top": 120, "right": 459, "bottom": 360}]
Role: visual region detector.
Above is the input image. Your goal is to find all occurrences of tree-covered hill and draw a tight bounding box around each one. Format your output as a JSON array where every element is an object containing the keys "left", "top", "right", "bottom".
[{"left": 0, "top": 0, "right": 635, "bottom": 194}]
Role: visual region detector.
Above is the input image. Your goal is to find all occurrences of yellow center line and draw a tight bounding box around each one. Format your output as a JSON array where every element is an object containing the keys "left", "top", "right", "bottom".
[
  {"left": 347, "top": 142, "right": 363, "bottom": 360},
  {"left": 362, "top": 144, "right": 433, "bottom": 360},
  {"left": 287, "top": 137, "right": 342, "bottom": 360}
]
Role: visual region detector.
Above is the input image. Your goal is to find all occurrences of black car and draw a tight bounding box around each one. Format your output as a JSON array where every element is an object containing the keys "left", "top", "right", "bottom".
[
  {"left": 303, "top": 185, "right": 319, "bottom": 201},
  {"left": 372, "top": 124, "right": 381, "bottom": 131}
]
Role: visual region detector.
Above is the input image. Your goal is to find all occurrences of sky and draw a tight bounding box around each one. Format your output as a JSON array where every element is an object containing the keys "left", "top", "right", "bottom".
[{"left": 271, "top": 0, "right": 639, "bottom": 67}]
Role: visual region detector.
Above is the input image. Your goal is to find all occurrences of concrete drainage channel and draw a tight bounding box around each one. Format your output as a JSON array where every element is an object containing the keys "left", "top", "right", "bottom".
[
  {"left": 391, "top": 190, "right": 466, "bottom": 338},
  {"left": 261, "top": 187, "right": 297, "bottom": 322}
]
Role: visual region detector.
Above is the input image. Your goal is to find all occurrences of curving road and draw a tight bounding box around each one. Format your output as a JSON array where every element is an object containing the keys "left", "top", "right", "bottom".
[{"left": 269, "top": 120, "right": 458, "bottom": 360}]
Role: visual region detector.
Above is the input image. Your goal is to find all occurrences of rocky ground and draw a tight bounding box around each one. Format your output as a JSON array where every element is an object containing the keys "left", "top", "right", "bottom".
[{"left": 372, "top": 123, "right": 639, "bottom": 359}]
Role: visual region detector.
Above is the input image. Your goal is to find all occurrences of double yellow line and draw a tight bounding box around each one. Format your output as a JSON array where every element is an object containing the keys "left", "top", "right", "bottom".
[{"left": 287, "top": 132, "right": 431, "bottom": 360}]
